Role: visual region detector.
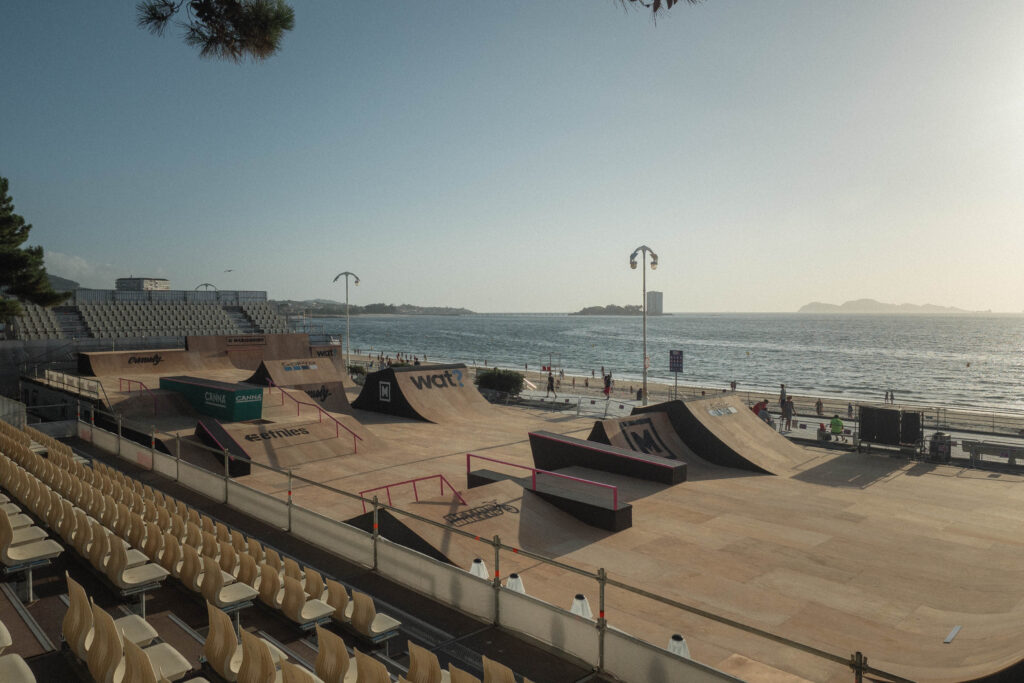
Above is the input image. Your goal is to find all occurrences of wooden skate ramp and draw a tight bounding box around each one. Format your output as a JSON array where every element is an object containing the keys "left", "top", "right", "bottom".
[
  {"left": 78, "top": 348, "right": 237, "bottom": 377},
  {"left": 245, "top": 358, "right": 353, "bottom": 413},
  {"left": 588, "top": 411, "right": 697, "bottom": 462},
  {"left": 219, "top": 418, "right": 358, "bottom": 469},
  {"left": 352, "top": 364, "right": 498, "bottom": 423},
  {"left": 634, "top": 396, "right": 816, "bottom": 475}
]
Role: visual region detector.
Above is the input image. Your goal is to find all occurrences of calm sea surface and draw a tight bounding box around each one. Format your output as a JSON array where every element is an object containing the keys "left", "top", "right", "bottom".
[{"left": 312, "top": 314, "right": 1024, "bottom": 411}]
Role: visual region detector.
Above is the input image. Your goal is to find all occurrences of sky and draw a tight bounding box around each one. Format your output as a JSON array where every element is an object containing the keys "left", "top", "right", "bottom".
[{"left": 2, "top": 2, "right": 1023, "bottom": 313}]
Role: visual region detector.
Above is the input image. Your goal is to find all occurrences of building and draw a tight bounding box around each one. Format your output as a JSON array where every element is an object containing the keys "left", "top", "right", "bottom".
[
  {"left": 115, "top": 277, "right": 170, "bottom": 291},
  {"left": 646, "top": 290, "right": 663, "bottom": 315}
]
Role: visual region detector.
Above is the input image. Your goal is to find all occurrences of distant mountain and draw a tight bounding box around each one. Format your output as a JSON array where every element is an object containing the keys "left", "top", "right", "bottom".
[
  {"left": 48, "top": 274, "right": 79, "bottom": 292},
  {"left": 274, "top": 300, "right": 474, "bottom": 316},
  {"left": 799, "top": 298, "right": 985, "bottom": 314},
  {"left": 571, "top": 304, "right": 644, "bottom": 316}
]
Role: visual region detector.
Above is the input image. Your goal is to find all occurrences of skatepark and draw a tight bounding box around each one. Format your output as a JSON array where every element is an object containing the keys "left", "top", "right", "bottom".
[{"left": 31, "top": 342, "right": 1024, "bottom": 681}]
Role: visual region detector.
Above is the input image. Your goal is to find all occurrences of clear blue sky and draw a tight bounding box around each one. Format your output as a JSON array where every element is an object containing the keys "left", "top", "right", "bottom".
[{"left": 3, "top": 2, "right": 1022, "bottom": 312}]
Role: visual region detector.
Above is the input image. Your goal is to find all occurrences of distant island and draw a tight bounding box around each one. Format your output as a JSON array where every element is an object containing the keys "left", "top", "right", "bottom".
[
  {"left": 571, "top": 304, "right": 645, "bottom": 316},
  {"left": 275, "top": 300, "right": 474, "bottom": 316},
  {"left": 798, "top": 298, "right": 987, "bottom": 314}
]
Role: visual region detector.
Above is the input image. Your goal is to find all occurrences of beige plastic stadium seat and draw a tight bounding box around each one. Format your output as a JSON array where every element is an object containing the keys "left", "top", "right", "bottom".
[
  {"left": 238, "top": 629, "right": 277, "bottom": 683},
  {"left": 63, "top": 573, "right": 157, "bottom": 663},
  {"left": 350, "top": 591, "right": 402, "bottom": 641},
  {"left": 406, "top": 641, "right": 450, "bottom": 683},
  {"left": 0, "top": 508, "right": 61, "bottom": 567},
  {"left": 0, "top": 618, "right": 10, "bottom": 655},
  {"left": 106, "top": 537, "right": 169, "bottom": 590},
  {"left": 201, "top": 556, "right": 257, "bottom": 609},
  {"left": 325, "top": 579, "right": 353, "bottom": 625},
  {"left": 352, "top": 647, "right": 389, "bottom": 683},
  {"left": 281, "top": 576, "right": 333, "bottom": 628},
  {"left": 280, "top": 660, "right": 326, "bottom": 683},
  {"left": 446, "top": 665, "right": 480, "bottom": 683},
  {"left": 0, "top": 654, "right": 35, "bottom": 683},
  {"left": 314, "top": 625, "right": 357, "bottom": 683},
  {"left": 480, "top": 656, "right": 516, "bottom": 683}
]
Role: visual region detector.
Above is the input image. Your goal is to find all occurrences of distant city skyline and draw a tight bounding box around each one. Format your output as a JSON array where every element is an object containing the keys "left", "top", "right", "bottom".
[{"left": 4, "top": 2, "right": 1023, "bottom": 313}]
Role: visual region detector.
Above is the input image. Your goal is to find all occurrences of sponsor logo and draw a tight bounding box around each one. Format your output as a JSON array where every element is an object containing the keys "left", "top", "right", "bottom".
[
  {"left": 204, "top": 391, "right": 227, "bottom": 407},
  {"left": 226, "top": 336, "right": 266, "bottom": 347},
  {"left": 235, "top": 393, "right": 262, "bottom": 403},
  {"left": 408, "top": 368, "right": 464, "bottom": 390},
  {"left": 314, "top": 349, "right": 335, "bottom": 357},
  {"left": 307, "top": 385, "right": 332, "bottom": 403},
  {"left": 243, "top": 427, "right": 309, "bottom": 442},
  {"left": 379, "top": 381, "right": 391, "bottom": 403},
  {"left": 128, "top": 353, "right": 163, "bottom": 366}
]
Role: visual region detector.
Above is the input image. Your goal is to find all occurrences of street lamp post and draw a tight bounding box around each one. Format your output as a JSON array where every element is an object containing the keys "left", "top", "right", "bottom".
[
  {"left": 629, "top": 246, "right": 658, "bottom": 406},
  {"left": 332, "top": 271, "right": 360, "bottom": 370}
]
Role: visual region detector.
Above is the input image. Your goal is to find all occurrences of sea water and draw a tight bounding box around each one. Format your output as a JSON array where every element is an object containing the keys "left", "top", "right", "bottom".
[{"left": 313, "top": 314, "right": 1024, "bottom": 411}]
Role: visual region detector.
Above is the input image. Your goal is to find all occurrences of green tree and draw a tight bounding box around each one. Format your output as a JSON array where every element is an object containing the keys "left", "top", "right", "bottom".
[
  {"left": 0, "top": 177, "right": 66, "bottom": 318},
  {"left": 137, "top": 0, "right": 296, "bottom": 62},
  {"left": 137, "top": 1, "right": 699, "bottom": 62}
]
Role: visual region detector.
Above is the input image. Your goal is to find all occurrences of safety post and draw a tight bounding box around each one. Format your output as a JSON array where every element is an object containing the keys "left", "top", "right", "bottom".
[
  {"left": 597, "top": 567, "right": 607, "bottom": 672},
  {"left": 223, "top": 449, "right": 230, "bottom": 503},
  {"left": 287, "top": 469, "right": 293, "bottom": 531},
  {"left": 492, "top": 535, "right": 501, "bottom": 626},
  {"left": 371, "top": 496, "right": 380, "bottom": 570}
]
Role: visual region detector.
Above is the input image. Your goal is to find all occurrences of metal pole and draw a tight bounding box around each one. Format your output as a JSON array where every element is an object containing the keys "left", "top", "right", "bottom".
[
  {"left": 597, "top": 567, "right": 607, "bottom": 672},
  {"left": 287, "top": 469, "right": 293, "bottom": 531},
  {"left": 493, "top": 535, "right": 501, "bottom": 626},
  {"left": 223, "top": 449, "right": 230, "bottom": 503},
  {"left": 345, "top": 276, "right": 350, "bottom": 371},
  {"left": 372, "top": 496, "right": 380, "bottom": 570},
  {"left": 642, "top": 251, "right": 648, "bottom": 406}
]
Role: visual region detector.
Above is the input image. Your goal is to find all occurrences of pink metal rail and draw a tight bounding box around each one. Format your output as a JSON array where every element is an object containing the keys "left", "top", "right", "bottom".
[
  {"left": 467, "top": 453, "right": 619, "bottom": 510},
  {"left": 118, "top": 377, "right": 157, "bottom": 415},
  {"left": 359, "top": 474, "right": 467, "bottom": 513},
  {"left": 267, "top": 382, "right": 362, "bottom": 453}
]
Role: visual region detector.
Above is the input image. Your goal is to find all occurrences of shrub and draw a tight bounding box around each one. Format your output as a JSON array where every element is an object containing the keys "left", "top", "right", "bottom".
[
  {"left": 475, "top": 368, "right": 525, "bottom": 396},
  {"left": 348, "top": 364, "right": 366, "bottom": 376}
]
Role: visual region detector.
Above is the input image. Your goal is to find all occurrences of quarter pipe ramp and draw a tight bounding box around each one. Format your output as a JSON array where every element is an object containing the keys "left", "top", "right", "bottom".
[
  {"left": 633, "top": 395, "right": 816, "bottom": 475},
  {"left": 352, "top": 364, "right": 497, "bottom": 423},
  {"left": 245, "top": 358, "right": 353, "bottom": 413}
]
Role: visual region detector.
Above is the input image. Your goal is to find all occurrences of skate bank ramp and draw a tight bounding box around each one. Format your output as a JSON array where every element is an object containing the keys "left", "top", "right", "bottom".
[
  {"left": 352, "top": 364, "right": 497, "bottom": 423},
  {"left": 588, "top": 412, "right": 697, "bottom": 462},
  {"left": 633, "top": 395, "right": 815, "bottom": 475},
  {"left": 245, "top": 358, "right": 353, "bottom": 413}
]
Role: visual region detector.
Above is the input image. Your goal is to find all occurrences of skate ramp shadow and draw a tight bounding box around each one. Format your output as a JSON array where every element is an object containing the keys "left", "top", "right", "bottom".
[{"left": 791, "top": 453, "right": 906, "bottom": 489}]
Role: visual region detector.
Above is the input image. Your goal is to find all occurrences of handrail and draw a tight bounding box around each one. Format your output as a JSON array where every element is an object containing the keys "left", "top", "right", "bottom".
[
  {"left": 118, "top": 377, "right": 156, "bottom": 415},
  {"left": 266, "top": 382, "right": 361, "bottom": 453},
  {"left": 359, "top": 474, "right": 467, "bottom": 513},
  {"left": 467, "top": 452, "right": 619, "bottom": 510}
]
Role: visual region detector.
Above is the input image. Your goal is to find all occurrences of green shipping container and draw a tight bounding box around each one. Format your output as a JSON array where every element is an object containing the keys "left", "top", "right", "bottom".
[{"left": 159, "top": 376, "right": 263, "bottom": 422}]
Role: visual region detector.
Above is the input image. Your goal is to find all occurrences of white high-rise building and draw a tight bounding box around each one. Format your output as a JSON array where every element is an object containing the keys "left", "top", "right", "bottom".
[{"left": 646, "top": 290, "right": 663, "bottom": 315}]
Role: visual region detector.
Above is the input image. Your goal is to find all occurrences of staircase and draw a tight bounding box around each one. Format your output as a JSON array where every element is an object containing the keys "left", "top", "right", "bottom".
[
  {"left": 223, "top": 306, "right": 260, "bottom": 333},
  {"left": 54, "top": 306, "right": 90, "bottom": 340}
]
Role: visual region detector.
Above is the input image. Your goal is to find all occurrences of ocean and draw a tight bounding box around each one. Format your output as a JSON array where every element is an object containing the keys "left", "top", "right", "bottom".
[{"left": 309, "top": 313, "right": 1024, "bottom": 412}]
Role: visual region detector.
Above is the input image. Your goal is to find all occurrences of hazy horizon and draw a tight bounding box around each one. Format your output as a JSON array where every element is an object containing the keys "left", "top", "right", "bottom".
[{"left": 4, "top": 2, "right": 1023, "bottom": 313}]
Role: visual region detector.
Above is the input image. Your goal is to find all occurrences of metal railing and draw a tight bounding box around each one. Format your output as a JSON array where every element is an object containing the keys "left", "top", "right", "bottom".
[
  {"left": 359, "top": 474, "right": 466, "bottom": 513},
  {"left": 467, "top": 452, "right": 620, "bottom": 510},
  {"left": 265, "top": 383, "right": 362, "bottom": 453},
  {"left": 118, "top": 377, "right": 157, "bottom": 415}
]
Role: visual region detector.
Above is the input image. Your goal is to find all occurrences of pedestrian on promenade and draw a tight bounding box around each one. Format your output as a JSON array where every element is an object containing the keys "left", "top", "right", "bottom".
[
  {"left": 546, "top": 372, "right": 556, "bottom": 398},
  {"left": 847, "top": 402, "right": 853, "bottom": 418},
  {"left": 636, "top": 387, "right": 643, "bottom": 401},
  {"left": 730, "top": 380, "right": 737, "bottom": 391},
  {"left": 783, "top": 396, "right": 794, "bottom": 431},
  {"left": 830, "top": 414, "right": 846, "bottom": 442},
  {"left": 603, "top": 373, "right": 612, "bottom": 399},
  {"left": 815, "top": 397, "right": 823, "bottom": 416},
  {"left": 890, "top": 389, "right": 896, "bottom": 404},
  {"left": 884, "top": 390, "right": 889, "bottom": 403},
  {"left": 779, "top": 384, "right": 787, "bottom": 408}
]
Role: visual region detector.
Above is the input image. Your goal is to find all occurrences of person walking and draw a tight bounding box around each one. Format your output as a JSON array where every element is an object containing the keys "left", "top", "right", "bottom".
[
  {"left": 847, "top": 402, "right": 853, "bottom": 418},
  {"left": 815, "top": 397, "right": 824, "bottom": 416},
  {"left": 603, "top": 372, "right": 612, "bottom": 399},
  {"left": 779, "top": 384, "right": 787, "bottom": 409},
  {"left": 546, "top": 372, "right": 557, "bottom": 398}
]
